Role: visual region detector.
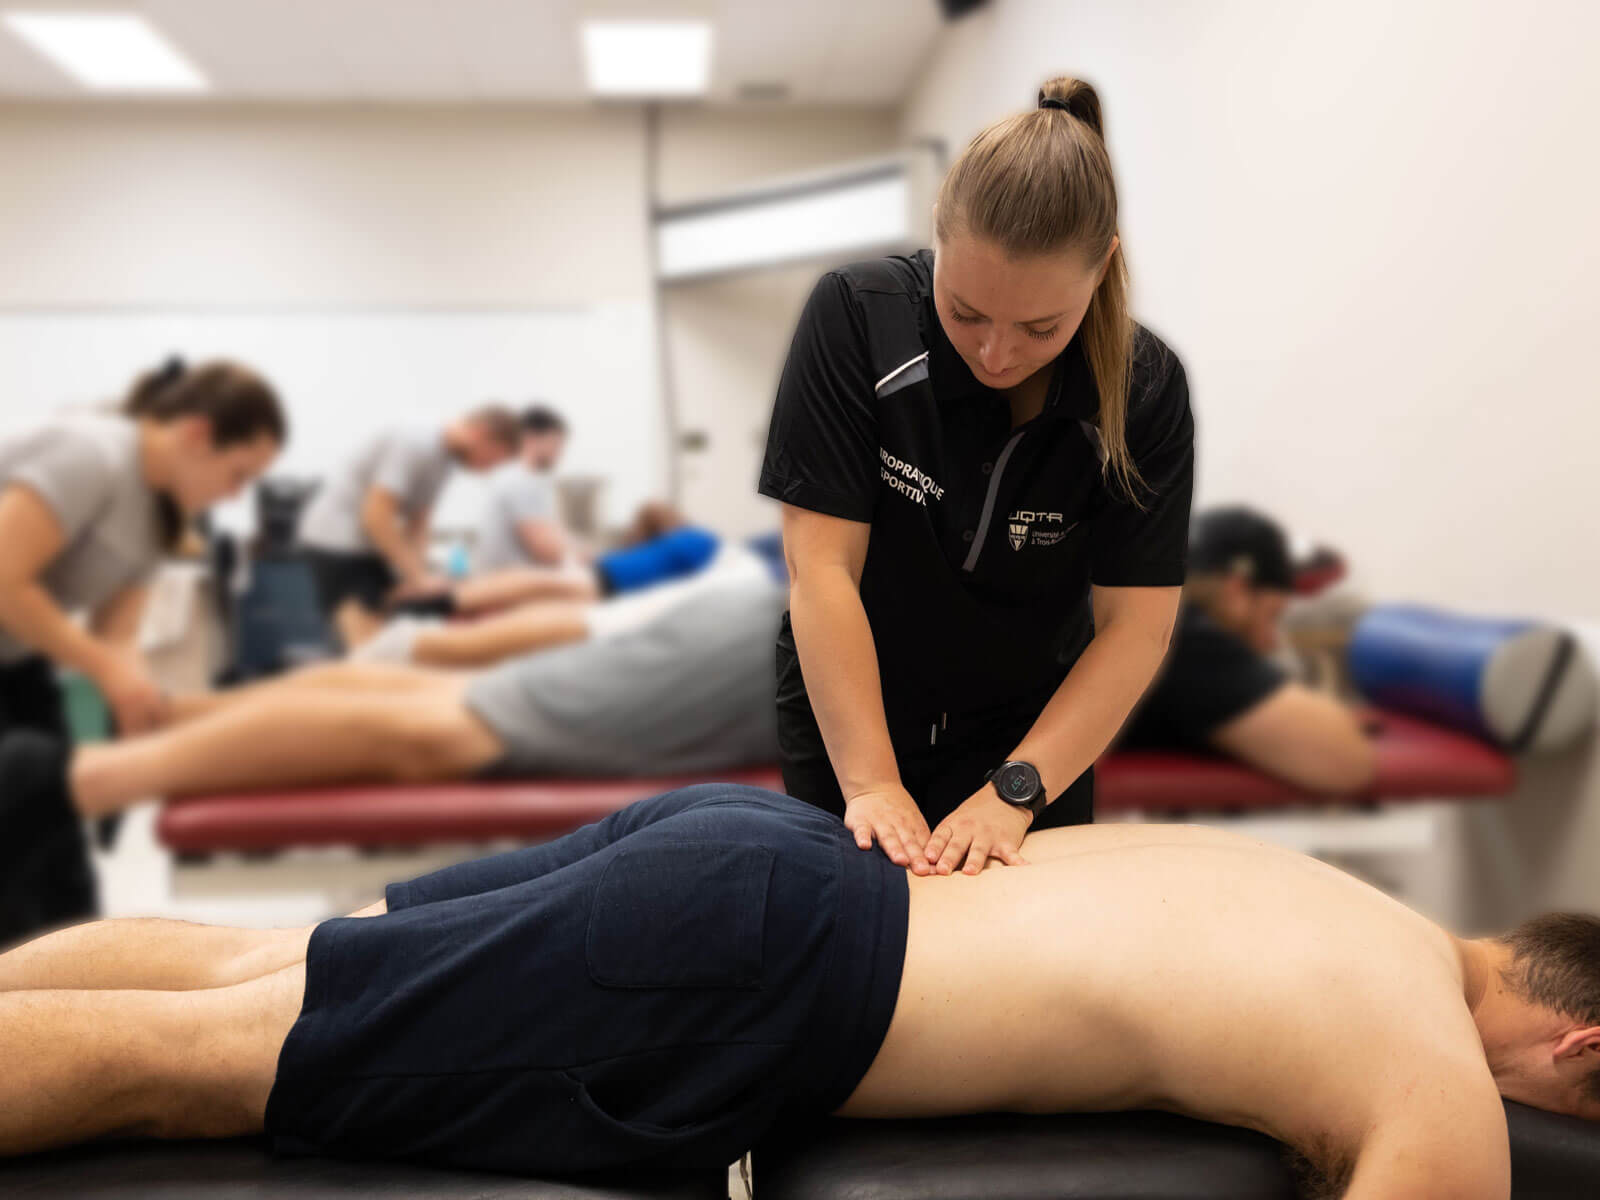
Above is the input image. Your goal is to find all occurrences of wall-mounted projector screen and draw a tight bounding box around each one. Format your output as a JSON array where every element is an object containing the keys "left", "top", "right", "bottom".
[{"left": 655, "top": 157, "right": 932, "bottom": 282}]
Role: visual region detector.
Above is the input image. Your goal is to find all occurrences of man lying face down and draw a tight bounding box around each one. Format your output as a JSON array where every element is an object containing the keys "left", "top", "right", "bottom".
[{"left": 0, "top": 785, "right": 1595, "bottom": 1199}]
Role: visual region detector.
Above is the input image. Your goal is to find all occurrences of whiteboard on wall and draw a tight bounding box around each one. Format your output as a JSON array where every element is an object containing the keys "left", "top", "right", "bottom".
[{"left": 0, "top": 304, "right": 665, "bottom": 536}]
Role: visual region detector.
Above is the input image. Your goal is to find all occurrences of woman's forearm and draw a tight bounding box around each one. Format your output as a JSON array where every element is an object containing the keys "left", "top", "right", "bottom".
[
  {"left": 788, "top": 569, "right": 902, "bottom": 800},
  {"left": 0, "top": 582, "right": 119, "bottom": 680},
  {"left": 1008, "top": 617, "right": 1171, "bottom": 801}
]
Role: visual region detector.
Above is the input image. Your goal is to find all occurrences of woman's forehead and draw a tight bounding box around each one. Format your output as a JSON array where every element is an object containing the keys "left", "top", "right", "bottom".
[{"left": 934, "top": 235, "right": 1097, "bottom": 320}]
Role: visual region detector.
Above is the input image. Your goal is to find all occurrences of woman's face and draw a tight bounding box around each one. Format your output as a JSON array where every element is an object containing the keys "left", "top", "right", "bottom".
[
  {"left": 171, "top": 418, "right": 281, "bottom": 513},
  {"left": 932, "top": 230, "right": 1111, "bottom": 391}
]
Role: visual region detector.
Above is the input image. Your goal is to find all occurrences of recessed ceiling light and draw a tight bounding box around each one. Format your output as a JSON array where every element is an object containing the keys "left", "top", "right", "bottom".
[
  {"left": 580, "top": 20, "right": 712, "bottom": 98},
  {"left": 2, "top": 12, "right": 209, "bottom": 92}
]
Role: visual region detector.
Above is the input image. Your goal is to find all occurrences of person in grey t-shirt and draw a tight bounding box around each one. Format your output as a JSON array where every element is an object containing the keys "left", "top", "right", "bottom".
[
  {"left": 0, "top": 358, "right": 285, "bottom": 944},
  {"left": 296, "top": 407, "right": 521, "bottom": 647},
  {"left": 474, "top": 404, "right": 571, "bottom": 573}
]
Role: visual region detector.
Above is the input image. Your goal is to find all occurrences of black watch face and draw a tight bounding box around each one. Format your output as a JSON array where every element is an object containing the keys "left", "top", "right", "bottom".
[{"left": 997, "top": 762, "right": 1040, "bottom": 804}]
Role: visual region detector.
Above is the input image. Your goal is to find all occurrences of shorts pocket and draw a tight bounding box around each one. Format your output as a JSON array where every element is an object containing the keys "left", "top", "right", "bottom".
[{"left": 587, "top": 841, "right": 774, "bottom": 989}]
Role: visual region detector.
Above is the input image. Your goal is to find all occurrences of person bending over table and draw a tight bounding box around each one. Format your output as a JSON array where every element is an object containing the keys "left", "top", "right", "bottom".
[
  {"left": 0, "top": 570, "right": 782, "bottom": 830},
  {"left": 761, "top": 78, "right": 1192, "bottom": 879},
  {"left": 296, "top": 406, "right": 520, "bottom": 648},
  {"left": 1118, "top": 506, "right": 1376, "bottom": 793},
  {"left": 0, "top": 358, "right": 286, "bottom": 943},
  {"left": 0, "top": 783, "right": 1593, "bottom": 1199}
]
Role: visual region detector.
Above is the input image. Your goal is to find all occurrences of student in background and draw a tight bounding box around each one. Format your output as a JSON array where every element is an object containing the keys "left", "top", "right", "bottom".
[
  {"left": 296, "top": 407, "right": 519, "bottom": 647},
  {"left": 1116, "top": 506, "right": 1376, "bottom": 793},
  {"left": 0, "top": 357, "right": 286, "bottom": 941},
  {"left": 474, "top": 404, "right": 570, "bottom": 572}
]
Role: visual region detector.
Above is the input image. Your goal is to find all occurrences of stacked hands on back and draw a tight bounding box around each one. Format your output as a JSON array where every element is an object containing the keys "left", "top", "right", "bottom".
[{"left": 846, "top": 783, "right": 1032, "bottom": 876}]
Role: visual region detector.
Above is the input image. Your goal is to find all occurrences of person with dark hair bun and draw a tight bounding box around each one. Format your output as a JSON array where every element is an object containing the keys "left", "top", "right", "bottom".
[
  {"left": 296, "top": 406, "right": 521, "bottom": 647},
  {"left": 0, "top": 356, "right": 284, "bottom": 941}
]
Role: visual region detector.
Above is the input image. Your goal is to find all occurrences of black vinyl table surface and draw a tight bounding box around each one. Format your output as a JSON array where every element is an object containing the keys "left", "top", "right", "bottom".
[{"left": 0, "top": 1136, "right": 729, "bottom": 1199}]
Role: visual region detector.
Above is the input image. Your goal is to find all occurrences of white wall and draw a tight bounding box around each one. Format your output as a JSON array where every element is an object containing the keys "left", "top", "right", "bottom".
[
  {"left": 655, "top": 107, "right": 903, "bottom": 534},
  {"left": 900, "top": 0, "right": 1600, "bottom": 624}
]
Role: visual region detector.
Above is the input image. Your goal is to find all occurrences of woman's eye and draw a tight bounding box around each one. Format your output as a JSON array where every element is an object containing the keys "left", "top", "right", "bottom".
[
  {"left": 950, "top": 309, "right": 981, "bottom": 324},
  {"left": 1026, "top": 325, "right": 1060, "bottom": 342}
]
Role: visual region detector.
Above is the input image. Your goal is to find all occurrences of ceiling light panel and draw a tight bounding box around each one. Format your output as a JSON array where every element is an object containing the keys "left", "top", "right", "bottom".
[{"left": 2, "top": 12, "right": 209, "bottom": 92}]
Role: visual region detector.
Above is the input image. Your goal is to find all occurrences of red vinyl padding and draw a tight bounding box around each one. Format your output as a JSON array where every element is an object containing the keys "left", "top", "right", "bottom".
[{"left": 155, "top": 712, "right": 1515, "bottom": 854}]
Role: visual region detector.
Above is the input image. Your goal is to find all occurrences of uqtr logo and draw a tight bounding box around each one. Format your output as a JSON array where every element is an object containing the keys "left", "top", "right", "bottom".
[{"left": 1008, "top": 510, "right": 1064, "bottom": 551}]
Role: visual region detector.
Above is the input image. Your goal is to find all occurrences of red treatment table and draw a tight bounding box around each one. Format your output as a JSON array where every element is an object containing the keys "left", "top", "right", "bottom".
[{"left": 156, "top": 712, "right": 1514, "bottom": 859}]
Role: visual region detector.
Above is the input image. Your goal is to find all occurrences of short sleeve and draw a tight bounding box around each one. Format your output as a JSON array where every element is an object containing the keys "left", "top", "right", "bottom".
[
  {"left": 3, "top": 429, "right": 116, "bottom": 546},
  {"left": 1090, "top": 339, "right": 1195, "bottom": 587},
  {"left": 758, "top": 272, "right": 879, "bottom": 522},
  {"left": 1119, "top": 614, "right": 1288, "bottom": 749},
  {"left": 499, "top": 471, "right": 554, "bottom": 523},
  {"left": 371, "top": 433, "right": 430, "bottom": 507}
]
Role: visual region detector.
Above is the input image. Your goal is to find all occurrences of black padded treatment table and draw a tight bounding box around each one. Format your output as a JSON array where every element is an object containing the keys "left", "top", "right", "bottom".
[
  {"left": 0, "top": 1137, "right": 729, "bottom": 1199},
  {"left": 753, "top": 1101, "right": 1600, "bottom": 1199}
]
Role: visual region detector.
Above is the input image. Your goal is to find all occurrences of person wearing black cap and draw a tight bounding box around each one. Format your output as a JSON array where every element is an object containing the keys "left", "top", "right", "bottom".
[
  {"left": 1117, "top": 506, "right": 1376, "bottom": 793},
  {"left": 760, "top": 77, "right": 1194, "bottom": 876}
]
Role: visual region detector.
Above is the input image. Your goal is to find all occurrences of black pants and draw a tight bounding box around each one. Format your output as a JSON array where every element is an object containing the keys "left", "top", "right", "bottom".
[
  {"left": 0, "top": 657, "right": 98, "bottom": 945},
  {"left": 776, "top": 644, "right": 1093, "bottom": 831},
  {"left": 300, "top": 547, "right": 396, "bottom": 619}
]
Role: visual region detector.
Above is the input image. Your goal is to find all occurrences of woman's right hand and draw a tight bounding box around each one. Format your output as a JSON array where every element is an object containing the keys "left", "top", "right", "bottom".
[
  {"left": 843, "top": 785, "right": 933, "bottom": 875},
  {"left": 95, "top": 650, "right": 170, "bottom": 735}
]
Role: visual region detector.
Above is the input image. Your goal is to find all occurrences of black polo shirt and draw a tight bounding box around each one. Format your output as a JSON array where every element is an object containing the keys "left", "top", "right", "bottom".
[
  {"left": 1117, "top": 607, "right": 1289, "bottom": 751},
  {"left": 760, "top": 250, "right": 1194, "bottom": 730}
]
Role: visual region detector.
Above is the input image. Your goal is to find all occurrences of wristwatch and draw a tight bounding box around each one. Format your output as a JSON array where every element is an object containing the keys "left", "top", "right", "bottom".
[{"left": 985, "top": 760, "right": 1047, "bottom": 821}]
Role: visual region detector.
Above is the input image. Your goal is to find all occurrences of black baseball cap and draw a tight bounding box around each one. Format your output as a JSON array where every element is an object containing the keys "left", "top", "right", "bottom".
[{"left": 1188, "top": 506, "right": 1294, "bottom": 592}]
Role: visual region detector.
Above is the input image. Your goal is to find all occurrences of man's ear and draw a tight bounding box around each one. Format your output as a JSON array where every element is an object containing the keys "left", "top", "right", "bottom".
[{"left": 1552, "top": 1026, "right": 1600, "bottom": 1061}]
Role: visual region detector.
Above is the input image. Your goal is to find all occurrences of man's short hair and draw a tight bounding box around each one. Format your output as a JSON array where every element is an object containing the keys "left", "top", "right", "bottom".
[
  {"left": 1499, "top": 912, "right": 1600, "bottom": 1101},
  {"left": 520, "top": 404, "right": 567, "bottom": 436},
  {"left": 467, "top": 404, "right": 522, "bottom": 449}
]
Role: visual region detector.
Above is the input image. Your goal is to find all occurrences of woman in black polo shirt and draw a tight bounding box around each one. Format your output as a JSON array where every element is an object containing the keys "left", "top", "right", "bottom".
[{"left": 759, "top": 77, "right": 1194, "bottom": 876}]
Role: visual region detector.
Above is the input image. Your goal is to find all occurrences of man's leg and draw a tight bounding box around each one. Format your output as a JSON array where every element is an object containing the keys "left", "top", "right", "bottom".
[
  {"left": 0, "top": 900, "right": 385, "bottom": 994},
  {"left": 450, "top": 566, "right": 600, "bottom": 615},
  {"left": 0, "top": 963, "right": 303, "bottom": 1156},
  {"left": 408, "top": 603, "right": 590, "bottom": 669},
  {"left": 62, "top": 681, "right": 503, "bottom": 816},
  {"left": 165, "top": 662, "right": 460, "bottom": 725}
]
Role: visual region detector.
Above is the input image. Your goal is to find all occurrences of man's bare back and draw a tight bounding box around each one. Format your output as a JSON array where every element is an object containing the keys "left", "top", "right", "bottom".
[{"left": 838, "top": 821, "right": 1512, "bottom": 1197}]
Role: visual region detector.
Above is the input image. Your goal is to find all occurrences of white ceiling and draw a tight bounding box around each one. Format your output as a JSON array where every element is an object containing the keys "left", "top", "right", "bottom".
[{"left": 0, "top": 0, "right": 945, "bottom": 104}]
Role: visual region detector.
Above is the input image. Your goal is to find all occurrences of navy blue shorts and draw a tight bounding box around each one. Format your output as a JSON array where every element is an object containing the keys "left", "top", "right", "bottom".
[{"left": 263, "top": 785, "right": 908, "bottom": 1177}]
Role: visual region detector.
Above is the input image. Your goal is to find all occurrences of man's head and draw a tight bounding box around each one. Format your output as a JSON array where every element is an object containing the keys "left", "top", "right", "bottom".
[
  {"left": 447, "top": 405, "right": 521, "bottom": 472},
  {"left": 1473, "top": 913, "right": 1600, "bottom": 1120},
  {"left": 519, "top": 404, "right": 568, "bottom": 472},
  {"left": 1184, "top": 507, "right": 1294, "bottom": 654}
]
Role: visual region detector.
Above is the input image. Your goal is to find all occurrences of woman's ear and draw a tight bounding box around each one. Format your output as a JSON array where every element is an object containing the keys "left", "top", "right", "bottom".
[{"left": 1096, "top": 234, "right": 1121, "bottom": 286}]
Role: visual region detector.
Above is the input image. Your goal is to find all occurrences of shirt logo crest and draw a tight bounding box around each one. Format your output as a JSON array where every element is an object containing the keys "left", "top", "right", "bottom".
[{"left": 1007, "top": 511, "right": 1077, "bottom": 551}]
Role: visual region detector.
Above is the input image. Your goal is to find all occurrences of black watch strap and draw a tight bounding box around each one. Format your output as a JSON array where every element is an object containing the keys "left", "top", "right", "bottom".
[{"left": 986, "top": 760, "right": 1047, "bottom": 818}]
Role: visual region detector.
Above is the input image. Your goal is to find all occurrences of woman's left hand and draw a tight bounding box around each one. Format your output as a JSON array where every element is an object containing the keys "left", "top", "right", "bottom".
[{"left": 924, "top": 788, "right": 1033, "bottom": 875}]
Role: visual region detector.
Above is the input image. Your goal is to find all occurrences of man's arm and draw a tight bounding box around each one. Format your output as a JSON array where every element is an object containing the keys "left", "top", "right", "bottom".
[
  {"left": 515, "top": 517, "right": 568, "bottom": 565},
  {"left": 359, "top": 486, "right": 430, "bottom": 582},
  {"left": 1344, "top": 1080, "right": 1510, "bottom": 1200},
  {"left": 1210, "top": 683, "right": 1378, "bottom": 794}
]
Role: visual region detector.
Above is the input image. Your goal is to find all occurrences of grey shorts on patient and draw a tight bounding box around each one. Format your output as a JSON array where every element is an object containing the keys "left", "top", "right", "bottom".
[{"left": 463, "top": 574, "right": 783, "bottom": 776}]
